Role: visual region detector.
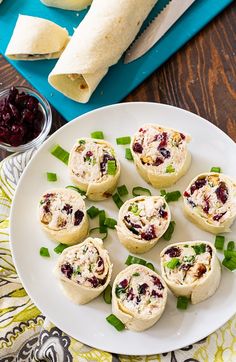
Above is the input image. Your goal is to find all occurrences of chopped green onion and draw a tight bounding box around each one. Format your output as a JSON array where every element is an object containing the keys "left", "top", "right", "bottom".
[
  {"left": 227, "top": 241, "right": 235, "bottom": 251},
  {"left": 46, "top": 172, "right": 57, "bottom": 182},
  {"left": 125, "top": 255, "right": 147, "bottom": 266},
  {"left": 98, "top": 210, "right": 107, "bottom": 233},
  {"left": 224, "top": 250, "right": 236, "bottom": 259},
  {"left": 166, "top": 164, "right": 175, "bottom": 173},
  {"left": 215, "top": 235, "right": 225, "bottom": 250},
  {"left": 87, "top": 206, "right": 100, "bottom": 219},
  {"left": 125, "top": 148, "right": 134, "bottom": 161},
  {"left": 117, "top": 185, "right": 128, "bottom": 197},
  {"left": 112, "top": 193, "right": 124, "bottom": 209},
  {"left": 78, "top": 139, "right": 85, "bottom": 145},
  {"left": 50, "top": 144, "right": 69, "bottom": 165},
  {"left": 222, "top": 257, "right": 236, "bottom": 271},
  {"left": 132, "top": 272, "right": 140, "bottom": 277},
  {"left": 89, "top": 227, "right": 108, "bottom": 240},
  {"left": 103, "top": 285, "right": 112, "bottom": 304},
  {"left": 104, "top": 217, "right": 117, "bottom": 229},
  {"left": 165, "top": 258, "right": 180, "bottom": 269},
  {"left": 162, "top": 221, "right": 176, "bottom": 241},
  {"left": 40, "top": 247, "right": 50, "bottom": 257},
  {"left": 132, "top": 186, "right": 151, "bottom": 197},
  {"left": 163, "top": 190, "right": 181, "bottom": 203},
  {"left": 211, "top": 167, "right": 221, "bottom": 173},
  {"left": 192, "top": 243, "right": 206, "bottom": 255},
  {"left": 54, "top": 243, "right": 69, "bottom": 254},
  {"left": 116, "top": 136, "right": 131, "bottom": 145},
  {"left": 160, "top": 189, "right": 166, "bottom": 196},
  {"left": 66, "top": 185, "right": 86, "bottom": 196},
  {"left": 107, "top": 160, "right": 117, "bottom": 175},
  {"left": 146, "top": 262, "right": 155, "bottom": 271},
  {"left": 177, "top": 296, "right": 189, "bottom": 310},
  {"left": 106, "top": 314, "right": 125, "bottom": 331},
  {"left": 91, "top": 131, "right": 104, "bottom": 139}
]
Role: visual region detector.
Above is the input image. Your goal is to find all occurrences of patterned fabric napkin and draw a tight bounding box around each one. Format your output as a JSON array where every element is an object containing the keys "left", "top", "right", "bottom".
[{"left": 0, "top": 149, "right": 236, "bottom": 362}]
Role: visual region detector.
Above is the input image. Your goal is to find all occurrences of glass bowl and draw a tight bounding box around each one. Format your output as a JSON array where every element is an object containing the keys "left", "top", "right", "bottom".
[{"left": 0, "top": 86, "right": 52, "bottom": 153}]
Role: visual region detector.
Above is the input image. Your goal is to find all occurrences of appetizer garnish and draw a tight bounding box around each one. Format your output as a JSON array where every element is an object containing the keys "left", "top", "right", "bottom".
[
  {"left": 183, "top": 173, "right": 236, "bottom": 234},
  {"left": 131, "top": 124, "right": 191, "bottom": 188},
  {"left": 5, "top": 15, "right": 69, "bottom": 60},
  {"left": 47, "top": 172, "right": 57, "bottom": 182},
  {"left": 69, "top": 138, "right": 120, "bottom": 201},
  {"left": 55, "top": 237, "right": 112, "bottom": 304},
  {"left": 116, "top": 196, "right": 171, "bottom": 254},
  {"left": 51, "top": 144, "right": 69, "bottom": 165},
  {"left": 112, "top": 264, "right": 167, "bottom": 331},
  {"left": 160, "top": 241, "right": 221, "bottom": 304},
  {"left": 39, "top": 188, "right": 89, "bottom": 245}
]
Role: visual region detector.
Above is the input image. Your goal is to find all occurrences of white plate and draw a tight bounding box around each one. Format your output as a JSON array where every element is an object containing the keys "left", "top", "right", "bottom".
[{"left": 10, "top": 102, "right": 236, "bottom": 356}]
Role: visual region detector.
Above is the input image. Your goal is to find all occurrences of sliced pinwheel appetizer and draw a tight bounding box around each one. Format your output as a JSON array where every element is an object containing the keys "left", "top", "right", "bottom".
[
  {"left": 112, "top": 264, "right": 167, "bottom": 331},
  {"left": 68, "top": 138, "right": 120, "bottom": 201},
  {"left": 116, "top": 196, "right": 171, "bottom": 254},
  {"left": 160, "top": 241, "right": 221, "bottom": 304},
  {"left": 39, "top": 188, "right": 89, "bottom": 245},
  {"left": 55, "top": 237, "right": 112, "bottom": 304},
  {"left": 131, "top": 124, "right": 191, "bottom": 188},
  {"left": 183, "top": 173, "right": 236, "bottom": 234}
]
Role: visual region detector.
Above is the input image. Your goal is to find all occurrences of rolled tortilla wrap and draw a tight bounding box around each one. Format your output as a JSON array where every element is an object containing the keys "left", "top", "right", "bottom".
[
  {"left": 5, "top": 15, "right": 69, "bottom": 60},
  {"left": 48, "top": 0, "right": 157, "bottom": 103},
  {"left": 55, "top": 237, "right": 112, "bottom": 304},
  {"left": 41, "top": 0, "right": 92, "bottom": 10},
  {"left": 160, "top": 241, "right": 221, "bottom": 304},
  {"left": 39, "top": 188, "right": 89, "bottom": 245},
  {"left": 131, "top": 124, "right": 191, "bottom": 188},
  {"left": 116, "top": 196, "right": 171, "bottom": 254},
  {"left": 68, "top": 138, "right": 120, "bottom": 201},
  {"left": 112, "top": 264, "right": 167, "bottom": 331},
  {"left": 183, "top": 173, "right": 236, "bottom": 234}
]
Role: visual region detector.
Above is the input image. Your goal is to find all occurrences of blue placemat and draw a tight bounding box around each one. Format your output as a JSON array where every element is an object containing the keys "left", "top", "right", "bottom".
[{"left": 0, "top": 0, "right": 233, "bottom": 121}]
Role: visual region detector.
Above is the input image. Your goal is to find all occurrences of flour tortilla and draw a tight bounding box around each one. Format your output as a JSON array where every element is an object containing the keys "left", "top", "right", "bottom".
[
  {"left": 49, "top": 0, "right": 157, "bottom": 103},
  {"left": 5, "top": 15, "right": 69, "bottom": 60},
  {"left": 41, "top": 0, "right": 92, "bottom": 10}
]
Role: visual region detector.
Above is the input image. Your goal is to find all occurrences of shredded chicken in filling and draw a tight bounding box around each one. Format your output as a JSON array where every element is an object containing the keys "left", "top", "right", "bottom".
[
  {"left": 39, "top": 191, "right": 84, "bottom": 230},
  {"left": 70, "top": 139, "right": 117, "bottom": 183},
  {"left": 163, "top": 243, "right": 212, "bottom": 285},
  {"left": 183, "top": 174, "right": 236, "bottom": 224},
  {"left": 115, "top": 267, "right": 165, "bottom": 316},
  {"left": 60, "top": 242, "right": 108, "bottom": 288},
  {"left": 132, "top": 125, "right": 188, "bottom": 174},
  {"left": 122, "top": 197, "right": 169, "bottom": 241}
]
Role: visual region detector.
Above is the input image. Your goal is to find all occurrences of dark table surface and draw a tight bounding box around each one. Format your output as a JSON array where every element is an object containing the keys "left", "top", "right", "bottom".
[{"left": 0, "top": 2, "right": 235, "bottom": 160}]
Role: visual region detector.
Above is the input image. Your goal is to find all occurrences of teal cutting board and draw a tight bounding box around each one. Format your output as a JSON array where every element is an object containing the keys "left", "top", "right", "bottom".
[{"left": 0, "top": 0, "right": 233, "bottom": 121}]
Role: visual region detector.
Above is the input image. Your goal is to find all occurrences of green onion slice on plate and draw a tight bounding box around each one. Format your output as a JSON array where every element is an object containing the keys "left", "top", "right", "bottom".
[
  {"left": 103, "top": 285, "right": 112, "bottom": 304},
  {"left": 117, "top": 185, "right": 128, "bottom": 197},
  {"left": 91, "top": 131, "right": 104, "bottom": 139},
  {"left": 54, "top": 243, "right": 69, "bottom": 254},
  {"left": 50, "top": 144, "right": 69, "bottom": 165},
  {"left": 125, "top": 148, "right": 133, "bottom": 160},
  {"left": 132, "top": 186, "right": 151, "bottom": 197},
  {"left": 89, "top": 227, "right": 108, "bottom": 240},
  {"left": 40, "top": 247, "right": 50, "bottom": 257},
  {"left": 46, "top": 172, "right": 57, "bottom": 182},
  {"left": 112, "top": 193, "right": 124, "bottom": 209},
  {"left": 106, "top": 314, "right": 125, "bottom": 331},
  {"left": 65, "top": 185, "right": 86, "bottom": 196},
  {"left": 116, "top": 136, "right": 131, "bottom": 145},
  {"left": 87, "top": 206, "right": 100, "bottom": 219}
]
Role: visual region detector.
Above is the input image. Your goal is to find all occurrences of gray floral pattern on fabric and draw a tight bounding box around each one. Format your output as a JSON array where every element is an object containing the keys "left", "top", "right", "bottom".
[{"left": 34, "top": 327, "right": 72, "bottom": 362}]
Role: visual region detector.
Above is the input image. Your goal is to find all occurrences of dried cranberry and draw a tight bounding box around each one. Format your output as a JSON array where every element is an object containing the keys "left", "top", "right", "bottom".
[
  {"left": 165, "top": 246, "right": 181, "bottom": 258},
  {"left": 21, "top": 109, "right": 35, "bottom": 123},
  {"left": 132, "top": 142, "right": 143, "bottom": 153},
  {"left": 127, "top": 287, "right": 134, "bottom": 300},
  {"left": 190, "top": 178, "right": 206, "bottom": 194},
  {"left": 7, "top": 87, "right": 18, "bottom": 103},
  {"left": 156, "top": 132, "right": 168, "bottom": 148},
  {"left": 97, "top": 256, "right": 104, "bottom": 274},
  {"left": 180, "top": 264, "right": 192, "bottom": 271},
  {"left": 215, "top": 182, "right": 228, "bottom": 204},
  {"left": 212, "top": 212, "right": 226, "bottom": 221},
  {"left": 124, "top": 215, "right": 141, "bottom": 231},
  {"left": 180, "top": 133, "right": 186, "bottom": 140},
  {"left": 88, "top": 276, "right": 99, "bottom": 288},
  {"left": 152, "top": 276, "right": 164, "bottom": 290},
  {"left": 43, "top": 204, "right": 50, "bottom": 213},
  {"left": 26, "top": 96, "right": 39, "bottom": 111},
  {"left": 206, "top": 245, "right": 212, "bottom": 255},
  {"left": 141, "top": 225, "right": 156, "bottom": 240},
  {"left": 136, "top": 296, "right": 141, "bottom": 304},
  {"left": 138, "top": 283, "right": 148, "bottom": 295},
  {"left": 151, "top": 290, "right": 163, "bottom": 298},
  {"left": 9, "top": 103, "right": 20, "bottom": 121},
  {"left": 120, "top": 279, "right": 128, "bottom": 288},
  {"left": 62, "top": 204, "right": 73, "bottom": 214},
  {"left": 159, "top": 208, "right": 168, "bottom": 219},
  {"left": 0, "top": 126, "right": 10, "bottom": 142},
  {"left": 74, "top": 210, "right": 84, "bottom": 226},
  {"left": 86, "top": 150, "right": 93, "bottom": 157},
  {"left": 153, "top": 157, "right": 164, "bottom": 166},
  {"left": 203, "top": 197, "right": 210, "bottom": 214},
  {"left": 183, "top": 191, "right": 190, "bottom": 198},
  {"left": 159, "top": 148, "right": 170, "bottom": 159},
  {"left": 61, "top": 263, "right": 73, "bottom": 279}
]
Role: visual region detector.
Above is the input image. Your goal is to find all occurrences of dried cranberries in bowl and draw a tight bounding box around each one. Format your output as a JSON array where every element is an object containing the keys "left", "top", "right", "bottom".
[{"left": 0, "top": 86, "right": 52, "bottom": 151}]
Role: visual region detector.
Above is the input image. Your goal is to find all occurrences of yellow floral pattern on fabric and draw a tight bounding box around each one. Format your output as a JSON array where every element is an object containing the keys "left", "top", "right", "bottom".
[{"left": 0, "top": 151, "right": 235, "bottom": 361}]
